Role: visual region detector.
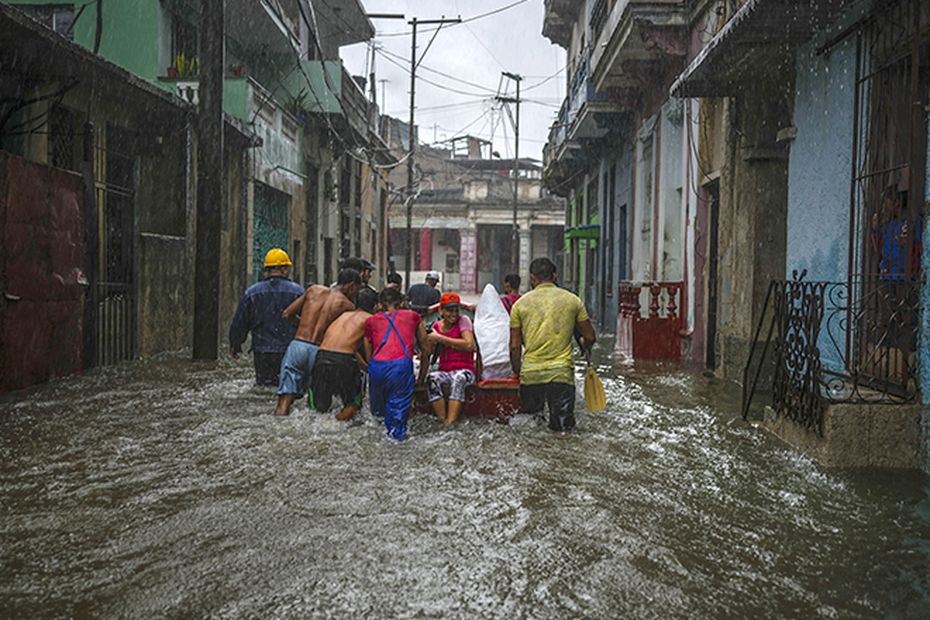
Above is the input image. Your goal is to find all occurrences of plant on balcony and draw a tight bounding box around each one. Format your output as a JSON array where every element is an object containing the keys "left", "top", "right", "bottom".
[
  {"left": 287, "top": 88, "right": 310, "bottom": 123},
  {"left": 173, "top": 53, "right": 198, "bottom": 79}
]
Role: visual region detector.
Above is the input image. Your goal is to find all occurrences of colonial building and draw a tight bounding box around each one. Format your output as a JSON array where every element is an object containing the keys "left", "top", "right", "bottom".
[
  {"left": 381, "top": 122, "right": 565, "bottom": 294},
  {"left": 543, "top": 0, "right": 929, "bottom": 466}
]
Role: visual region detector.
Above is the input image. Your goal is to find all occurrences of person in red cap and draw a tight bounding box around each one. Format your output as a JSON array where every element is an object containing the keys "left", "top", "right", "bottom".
[{"left": 425, "top": 292, "right": 479, "bottom": 425}]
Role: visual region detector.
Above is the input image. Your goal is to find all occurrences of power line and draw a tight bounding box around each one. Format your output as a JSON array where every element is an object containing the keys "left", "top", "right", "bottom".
[
  {"left": 376, "top": 50, "right": 491, "bottom": 98},
  {"left": 375, "top": 0, "right": 530, "bottom": 38},
  {"left": 378, "top": 47, "right": 498, "bottom": 94}
]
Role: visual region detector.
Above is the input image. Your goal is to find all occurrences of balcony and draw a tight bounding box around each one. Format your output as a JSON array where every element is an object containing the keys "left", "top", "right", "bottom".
[
  {"left": 542, "top": 0, "right": 577, "bottom": 48},
  {"left": 282, "top": 61, "right": 372, "bottom": 143},
  {"left": 542, "top": 47, "right": 628, "bottom": 194},
  {"left": 589, "top": 0, "right": 689, "bottom": 91}
]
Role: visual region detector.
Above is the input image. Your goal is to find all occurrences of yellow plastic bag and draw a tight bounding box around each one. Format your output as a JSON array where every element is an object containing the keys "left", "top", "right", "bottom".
[{"left": 583, "top": 352, "right": 606, "bottom": 413}]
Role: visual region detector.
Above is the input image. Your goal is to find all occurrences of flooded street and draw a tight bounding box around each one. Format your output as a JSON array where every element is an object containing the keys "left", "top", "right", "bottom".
[{"left": 2, "top": 353, "right": 930, "bottom": 618}]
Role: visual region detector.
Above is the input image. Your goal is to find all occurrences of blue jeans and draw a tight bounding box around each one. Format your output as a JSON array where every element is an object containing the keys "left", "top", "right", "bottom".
[
  {"left": 368, "top": 357, "right": 414, "bottom": 440},
  {"left": 276, "top": 340, "right": 320, "bottom": 396}
]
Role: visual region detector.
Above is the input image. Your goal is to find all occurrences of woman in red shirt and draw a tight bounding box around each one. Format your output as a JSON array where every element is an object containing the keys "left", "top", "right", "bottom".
[
  {"left": 364, "top": 287, "right": 429, "bottom": 440},
  {"left": 426, "top": 292, "right": 479, "bottom": 425}
]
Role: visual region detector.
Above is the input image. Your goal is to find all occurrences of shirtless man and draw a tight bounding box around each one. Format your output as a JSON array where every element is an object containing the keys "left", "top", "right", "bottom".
[
  {"left": 310, "top": 287, "right": 378, "bottom": 421},
  {"left": 272, "top": 269, "right": 361, "bottom": 416}
]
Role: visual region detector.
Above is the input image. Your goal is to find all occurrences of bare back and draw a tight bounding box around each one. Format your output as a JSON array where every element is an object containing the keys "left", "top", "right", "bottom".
[
  {"left": 284, "top": 286, "right": 355, "bottom": 344},
  {"left": 320, "top": 309, "right": 370, "bottom": 354}
]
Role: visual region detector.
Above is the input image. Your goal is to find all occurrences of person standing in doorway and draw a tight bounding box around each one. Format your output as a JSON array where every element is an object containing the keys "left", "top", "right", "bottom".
[
  {"left": 406, "top": 270, "right": 441, "bottom": 311},
  {"left": 364, "top": 287, "right": 430, "bottom": 440},
  {"left": 228, "top": 248, "right": 305, "bottom": 386},
  {"left": 273, "top": 269, "right": 361, "bottom": 416},
  {"left": 500, "top": 273, "right": 522, "bottom": 314},
  {"left": 510, "top": 258, "right": 596, "bottom": 432}
]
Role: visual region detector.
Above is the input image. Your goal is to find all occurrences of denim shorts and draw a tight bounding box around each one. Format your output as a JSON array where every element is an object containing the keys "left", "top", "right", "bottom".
[{"left": 276, "top": 339, "right": 320, "bottom": 396}]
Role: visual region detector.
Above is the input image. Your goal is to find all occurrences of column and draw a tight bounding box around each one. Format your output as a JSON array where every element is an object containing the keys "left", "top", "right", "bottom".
[
  {"left": 419, "top": 227, "right": 432, "bottom": 271},
  {"left": 519, "top": 226, "right": 532, "bottom": 291},
  {"left": 459, "top": 228, "right": 478, "bottom": 293}
]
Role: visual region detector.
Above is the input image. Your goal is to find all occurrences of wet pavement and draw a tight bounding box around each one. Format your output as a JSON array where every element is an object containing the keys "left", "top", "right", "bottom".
[{"left": 1, "top": 352, "right": 929, "bottom": 618}]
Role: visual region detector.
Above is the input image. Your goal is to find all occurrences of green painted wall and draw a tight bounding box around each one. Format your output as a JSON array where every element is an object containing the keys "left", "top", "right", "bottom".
[
  {"left": 283, "top": 61, "right": 343, "bottom": 114},
  {"left": 8, "top": 0, "right": 166, "bottom": 80},
  {"left": 222, "top": 78, "right": 250, "bottom": 123}
]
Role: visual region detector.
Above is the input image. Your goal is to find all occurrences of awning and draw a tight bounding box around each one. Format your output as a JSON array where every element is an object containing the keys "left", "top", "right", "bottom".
[
  {"left": 670, "top": 0, "right": 849, "bottom": 98},
  {"left": 565, "top": 225, "right": 600, "bottom": 240}
]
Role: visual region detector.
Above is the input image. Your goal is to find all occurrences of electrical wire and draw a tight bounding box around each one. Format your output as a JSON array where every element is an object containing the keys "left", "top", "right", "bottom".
[
  {"left": 376, "top": 0, "right": 530, "bottom": 38},
  {"left": 376, "top": 50, "right": 492, "bottom": 98},
  {"left": 377, "top": 47, "right": 499, "bottom": 94}
]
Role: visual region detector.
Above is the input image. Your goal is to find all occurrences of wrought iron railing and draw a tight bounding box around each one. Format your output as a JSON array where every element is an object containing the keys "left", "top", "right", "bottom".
[{"left": 742, "top": 273, "right": 920, "bottom": 435}]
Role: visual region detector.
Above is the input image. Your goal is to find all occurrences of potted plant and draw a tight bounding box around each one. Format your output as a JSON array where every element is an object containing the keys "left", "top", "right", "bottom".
[
  {"left": 228, "top": 63, "right": 245, "bottom": 77},
  {"left": 174, "top": 53, "right": 198, "bottom": 79}
]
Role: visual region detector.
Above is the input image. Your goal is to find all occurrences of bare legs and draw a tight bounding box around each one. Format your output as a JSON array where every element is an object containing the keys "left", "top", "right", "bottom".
[
  {"left": 431, "top": 399, "right": 447, "bottom": 422},
  {"left": 335, "top": 404, "right": 359, "bottom": 421},
  {"left": 274, "top": 394, "right": 297, "bottom": 416},
  {"left": 431, "top": 398, "right": 464, "bottom": 425},
  {"left": 445, "top": 400, "right": 464, "bottom": 425}
]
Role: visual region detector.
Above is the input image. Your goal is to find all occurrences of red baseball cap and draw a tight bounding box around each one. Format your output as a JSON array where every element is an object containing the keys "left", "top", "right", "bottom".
[{"left": 440, "top": 292, "right": 461, "bottom": 307}]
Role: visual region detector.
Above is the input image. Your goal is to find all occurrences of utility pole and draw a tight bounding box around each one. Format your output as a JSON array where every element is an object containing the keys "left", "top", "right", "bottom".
[
  {"left": 193, "top": 0, "right": 224, "bottom": 360},
  {"left": 498, "top": 72, "right": 522, "bottom": 274},
  {"left": 403, "top": 15, "right": 461, "bottom": 287}
]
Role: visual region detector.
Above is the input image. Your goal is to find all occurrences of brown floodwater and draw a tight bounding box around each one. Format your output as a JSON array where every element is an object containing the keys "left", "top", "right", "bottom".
[{"left": 1, "top": 352, "right": 929, "bottom": 618}]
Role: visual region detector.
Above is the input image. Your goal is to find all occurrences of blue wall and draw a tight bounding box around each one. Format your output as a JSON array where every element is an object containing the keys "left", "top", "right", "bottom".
[
  {"left": 922, "top": 127, "right": 930, "bottom": 470},
  {"left": 785, "top": 35, "right": 857, "bottom": 283}
]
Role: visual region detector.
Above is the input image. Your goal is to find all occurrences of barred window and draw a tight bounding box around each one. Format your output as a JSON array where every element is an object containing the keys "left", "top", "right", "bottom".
[{"left": 48, "top": 105, "right": 76, "bottom": 171}]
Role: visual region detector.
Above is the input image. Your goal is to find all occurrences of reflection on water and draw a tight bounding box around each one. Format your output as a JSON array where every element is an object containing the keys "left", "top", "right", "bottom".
[{"left": 1, "top": 353, "right": 929, "bottom": 618}]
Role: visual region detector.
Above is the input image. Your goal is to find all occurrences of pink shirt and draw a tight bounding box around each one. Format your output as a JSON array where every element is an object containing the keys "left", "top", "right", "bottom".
[
  {"left": 501, "top": 293, "right": 521, "bottom": 314},
  {"left": 365, "top": 310, "right": 421, "bottom": 361},
  {"left": 432, "top": 315, "right": 476, "bottom": 373}
]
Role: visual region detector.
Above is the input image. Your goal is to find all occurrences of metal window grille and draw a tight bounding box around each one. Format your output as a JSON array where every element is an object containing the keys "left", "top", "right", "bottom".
[
  {"left": 48, "top": 105, "right": 75, "bottom": 171},
  {"left": 849, "top": 0, "right": 927, "bottom": 391}
]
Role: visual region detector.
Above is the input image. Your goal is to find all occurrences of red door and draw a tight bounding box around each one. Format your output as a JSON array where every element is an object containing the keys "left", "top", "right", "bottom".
[{"left": 0, "top": 153, "right": 85, "bottom": 392}]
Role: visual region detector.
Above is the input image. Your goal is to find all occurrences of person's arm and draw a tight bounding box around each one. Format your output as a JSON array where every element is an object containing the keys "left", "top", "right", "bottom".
[
  {"left": 429, "top": 329, "right": 475, "bottom": 352},
  {"left": 354, "top": 349, "right": 368, "bottom": 373},
  {"left": 576, "top": 319, "right": 596, "bottom": 351},
  {"left": 509, "top": 326, "right": 523, "bottom": 378},
  {"left": 416, "top": 321, "right": 431, "bottom": 386},
  {"left": 282, "top": 290, "right": 307, "bottom": 325},
  {"left": 363, "top": 334, "right": 374, "bottom": 363},
  {"left": 228, "top": 294, "right": 251, "bottom": 358}
]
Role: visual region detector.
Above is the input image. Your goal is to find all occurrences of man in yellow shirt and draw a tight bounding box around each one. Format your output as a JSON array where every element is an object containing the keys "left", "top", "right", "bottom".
[{"left": 510, "top": 258, "right": 596, "bottom": 431}]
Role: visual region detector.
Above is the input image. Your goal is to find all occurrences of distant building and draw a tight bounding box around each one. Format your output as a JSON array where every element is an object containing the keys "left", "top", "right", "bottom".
[{"left": 381, "top": 118, "right": 565, "bottom": 293}]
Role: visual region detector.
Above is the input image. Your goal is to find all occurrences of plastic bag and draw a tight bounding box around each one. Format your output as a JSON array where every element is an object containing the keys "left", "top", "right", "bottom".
[{"left": 473, "top": 284, "right": 512, "bottom": 380}]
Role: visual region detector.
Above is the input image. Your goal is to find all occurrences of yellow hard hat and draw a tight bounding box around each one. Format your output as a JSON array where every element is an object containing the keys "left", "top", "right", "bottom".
[{"left": 263, "top": 248, "right": 292, "bottom": 268}]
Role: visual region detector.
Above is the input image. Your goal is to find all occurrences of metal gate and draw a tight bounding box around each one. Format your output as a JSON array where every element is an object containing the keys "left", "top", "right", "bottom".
[
  {"left": 93, "top": 125, "right": 136, "bottom": 367},
  {"left": 252, "top": 182, "right": 291, "bottom": 282},
  {"left": 848, "top": 0, "right": 927, "bottom": 393}
]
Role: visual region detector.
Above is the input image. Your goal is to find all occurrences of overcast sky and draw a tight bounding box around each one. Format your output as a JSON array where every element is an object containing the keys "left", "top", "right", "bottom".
[{"left": 340, "top": 0, "right": 566, "bottom": 161}]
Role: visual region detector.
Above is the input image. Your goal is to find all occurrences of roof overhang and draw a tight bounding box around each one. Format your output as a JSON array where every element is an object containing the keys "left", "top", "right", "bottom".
[
  {"left": 591, "top": 1, "right": 689, "bottom": 92},
  {"left": 670, "top": 0, "right": 849, "bottom": 98},
  {"left": 1, "top": 5, "right": 260, "bottom": 146},
  {"left": 542, "top": 0, "right": 577, "bottom": 48},
  {"left": 314, "top": 0, "right": 374, "bottom": 48},
  {"left": 0, "top": 5, "right": 184, "bottom": 114}
]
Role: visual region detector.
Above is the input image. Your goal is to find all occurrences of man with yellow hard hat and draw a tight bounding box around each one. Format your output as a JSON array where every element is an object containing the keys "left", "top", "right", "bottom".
[{"left": 229, "top": 248, "right": 305, "bottom": 386}]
